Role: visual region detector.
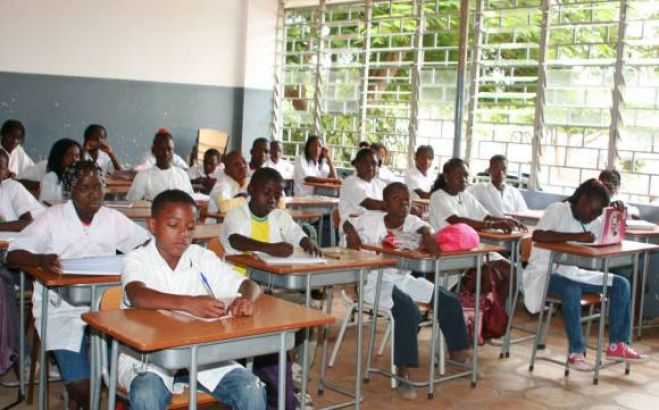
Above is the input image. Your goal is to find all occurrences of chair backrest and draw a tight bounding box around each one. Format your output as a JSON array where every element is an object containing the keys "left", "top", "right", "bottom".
[
  {"left": 100, "top": 287, "right": 123, "bottom": 311},
  {"left": 195, "top": 129, "right": 229, "bottom": 164}
]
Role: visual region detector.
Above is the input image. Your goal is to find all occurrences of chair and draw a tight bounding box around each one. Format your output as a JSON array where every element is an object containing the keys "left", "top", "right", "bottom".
[
  {"left": 193, "top": 129, "right": 229, "bottom": 165},
  {"left": 97, "top": 287, "right": 220, "bottom": 409}
]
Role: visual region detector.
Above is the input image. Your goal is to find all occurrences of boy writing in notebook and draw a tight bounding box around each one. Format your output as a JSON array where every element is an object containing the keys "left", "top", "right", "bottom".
[{"left": 120, "top": 189, "right": 265, "bottom": 410}]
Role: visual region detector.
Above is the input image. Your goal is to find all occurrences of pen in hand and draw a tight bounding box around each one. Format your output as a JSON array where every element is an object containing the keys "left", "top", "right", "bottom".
[{"left": 199, "top": 272, "right": 217, "bottom": 299}]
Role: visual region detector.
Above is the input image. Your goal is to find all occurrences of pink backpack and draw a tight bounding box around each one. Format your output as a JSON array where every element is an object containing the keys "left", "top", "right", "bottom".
[{"left": 435, "top": 223, "right": 479, "bottom": 252}]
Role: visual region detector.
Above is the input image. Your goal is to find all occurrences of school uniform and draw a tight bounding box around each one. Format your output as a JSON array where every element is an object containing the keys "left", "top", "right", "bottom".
[
  {"left": 7, "top": 201, "right": 150, "bottom": 381},
  {"left": 126, "top": 166, "right": 194, "bottom": 201},
  {"left": 404, "top": 167, "right": 435, "bottom": 200},
  {"left": 293, "top": 156, "right": 331, "bottom": 197},
  {"left": 377, "top": 165, "right": 400, "bottom": 185},
  {"left": 523, "top": 201, "right": 631, "bottom": 353},
  {"left": 133, "top": 152, "right": 189, "bottom": 172},
  {"left": 83, "top": 150, "right": 115, "bottom": 175},
  {"left": 0, "top": 178, "right": 44, "bottom": 222},
  {"left": 186, "top": 163, "right": 223, "bottom": 180},
  {"left": 207, "top": 170, "right": 249, "bottom": 214},
  {"left": 4, "top": 145, "right": 34, "bottom": 176},
  {"left": 265, "top": 158, "right": 294, "bottom": 180},
  {"left": 349, "top": 211, "right": 469, "bottom": 365},
  {"left": 338, "top": 174, "right": 387, "bottom": 223},
  {"left": 119, "top": 241, "right": 248, "bottom": 394},
  {"left": 467, "top": 182, "right": 528, "bottom": 217},
  {"left": 18, "top": 159, "right": 47, "bottom": 181},
  {"left": 38, "top": 171, "right": 63, "bottom": 202}
]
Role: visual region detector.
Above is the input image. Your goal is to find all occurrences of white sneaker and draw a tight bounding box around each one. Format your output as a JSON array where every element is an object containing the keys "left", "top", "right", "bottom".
[{"left": 295, "top": 392, "right": 315, "bottom": 410}]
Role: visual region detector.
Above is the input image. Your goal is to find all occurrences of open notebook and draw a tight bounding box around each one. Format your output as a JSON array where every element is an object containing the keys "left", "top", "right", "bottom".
[
  {"left": 626, "top": 219, "right": 658, "bottom": 231},
  {"left": 60, "top": 255, "right": 124, "bottom": 276},
  {"left": 255, "top": 250, "right": 327, "bottom": 265},
  {"left": 576, "top": 207, "right": 626, "bottom": 247}
]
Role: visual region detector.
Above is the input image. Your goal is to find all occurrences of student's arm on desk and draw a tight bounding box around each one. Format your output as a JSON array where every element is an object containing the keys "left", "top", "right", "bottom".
[
  {"left": 342, "top": 220, "right": 362, "bottom": 250},
  {"left": 6, "top": 250, "right": 62, "bottom": 274},
  {"left": 230, "top": 279, "right": 261, "bottom": 317},
  {"left": 228, "top": 233, "right": 294, "bottom": 257},
  {"left": 304, "top": 176, "right": 341, "bottom": 184},
  {"left": 417, "top": 226, "right": 440, "bottom": 256},
  {"left": 125, "top": 281, "right": 227, "bottom": 319},
  {"left": 532, "top": 230, "right": 594, "bottom": 243},
  {"left": 446, "top": 215, "right": 525, "bottom": 233},
  {"left": 0, "top": 211, "right": 33, "bottom": 232}
]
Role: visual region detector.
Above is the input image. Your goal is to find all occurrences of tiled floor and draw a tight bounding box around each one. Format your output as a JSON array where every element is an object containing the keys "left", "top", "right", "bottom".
[{"left": 2, "top": 289, "right": 659, "bottom": 409}]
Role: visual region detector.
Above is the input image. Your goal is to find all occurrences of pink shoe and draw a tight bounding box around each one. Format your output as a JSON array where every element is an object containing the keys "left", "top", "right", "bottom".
[
  {"left": 567, "top": 352, "right": 591, "bottom": 371},
  {"left": 606, "top": 342, "right": 649, "bottom": 363}
]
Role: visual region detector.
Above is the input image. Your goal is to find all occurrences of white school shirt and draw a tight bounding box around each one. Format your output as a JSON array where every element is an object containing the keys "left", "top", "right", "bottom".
[
  {"left": 7, "top": 201, "right": 150, "bottom": 351},
  {"left": 523, "top": 201, "right": 608, "bottom": 313},
  {"left": 126, "top": 166, "right": 194, "bottom": 201},
  {"left": 467, "top": 182, "right": 528, "bottom": 217},
  {"left": 265, "top": 158, "right": 295, "bottom": 180},
  {"left": 377, "top": 166, "right": 401, "bottom": 185},
  {"left": 186, "top": 163, "right": 223, "bottom": 180},
  {"left": 404, "top": 167, "right": 435, "bottom": 200},
  {"left": 338, "top": 174, "right": 387, "bottom": 222},
  {"left": 83, "top": 150, "right": 115, "bottom": 175},
  {"left": 207, "top": 170, "right": 248, "bottom": 214},
  {"left": 293, "top": 156, "right": 331, "bottom": 197},
  {"left": 118, "top": 241, "right": 245, "bottom": 393},
  {"left": 132, "top": 152, "right": 189, "bottom": 171},
  {"left": 18, "top": 160, "right": 47, "bottom": 181},
  {"left": 350, "top": 212, "right": 435, "bottom": 309},
  {"left": 5, "top": 145, "right": 35, "bottom": 176},
  {"left": 220, "top": 203, "right": 308, "bottom": 255},
  {"left": 38, "top": 172, "right": 63, "bottom": 202},
  {"left": 0, "top": 179, "right": 44, "bottom": 222}
]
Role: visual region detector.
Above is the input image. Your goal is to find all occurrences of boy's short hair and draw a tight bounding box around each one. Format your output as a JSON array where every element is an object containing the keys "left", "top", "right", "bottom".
[
  {"left": 415, "top": 145, "right": 434, "bottom": 157},
  {"left": 250, "top": 167, "right": 284, "bottom": 188},
  {"left": 84, "top": 124, "right": 107, "bottom": 141},
  {"left": 204, "top": 148, "right": 221, "bottom": 159},
  {"left": 252, "top": 137, "right": 269, "bottom": 149},
  {"left": 152, "top": 189, "right": 198, "bottom": 217},
  {"left": 599, "top": 169, "right": 621, "bottom": 183},
  {"left": 383, "top": 182, "right": 408, "bottom": 200},
  {"left": 489, "top": 154, "right": 507, "bottom": 167},
  {"left": 153, "top": 128, "right": 174, "bottom": 145},
  {"left": 1, "top": 119, "right": 25, "bottom": 137}
]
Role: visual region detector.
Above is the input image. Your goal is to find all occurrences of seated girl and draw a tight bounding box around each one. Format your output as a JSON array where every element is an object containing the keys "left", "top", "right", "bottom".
[{"left": 293, "top": 135, "right": 339, "bottom": 197}]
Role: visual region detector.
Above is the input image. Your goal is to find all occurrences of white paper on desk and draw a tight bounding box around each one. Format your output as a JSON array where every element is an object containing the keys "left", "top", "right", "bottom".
[
  {"left": 0, "top": 232, "right": 17, "bottom": 242},
  {"left": 626, "top": 220, "right": 657, "bottom": 231},
  {"left": 255, "top": 250, "right": 327, "bottom": 265},
  {"left": 191, "top": 193, "right": 210, "bottom": 202},
  {"left": 161, "top": 309, "right": 233, "bottom": 322},
  {"left": 60, "top": 255, "right": 124, "bottom": 276},
  {"left": 103, "top": 201, "right": 134, "bottom": 209}
]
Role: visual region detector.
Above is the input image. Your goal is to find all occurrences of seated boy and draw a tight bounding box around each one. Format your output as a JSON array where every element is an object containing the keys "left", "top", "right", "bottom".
[
  {"left": 599, "top": 169, "right": 640, "bottom": 219},
  {"left": 467, "top": 154, "right": 528, "bottom": 217},
  {"left": 120, "top": 190, "right": 266, "bottom": 410},
  {"left": 265, "top": 141, "right": 294, "bottom": 179},
  {"left": 127, "top": 130, "right": 194, "bottom": 200},
  {"left": 7, "top": 160, "right": 150, "bottom": 409},
  {"left": 187, "top": 148, "right": 223, "bottom": 194},
  {"left": 208, "top": 151, "right": 250, "bottom": 214},
  {"left": 343, "top": 182, "right": 471, "bottom": 400},
  {"left": 404, "top": 145, "right": 435, "bottom": 200},
  {"left": 249, "top": 138, "right": 270, "bottom": 172}
]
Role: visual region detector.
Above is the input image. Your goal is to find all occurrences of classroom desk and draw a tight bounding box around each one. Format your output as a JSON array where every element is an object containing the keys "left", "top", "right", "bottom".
[
  {"left": 530, "top": 240, "right": 659, "bottom": 384},
  {"left": 507, "top": 209, "right": 544, "bottom": 226},
  {"left": 201, "top": 209, "right": 322, "bottom": 224},
  {"left": 360, "top": 243, "right": 506, "bottom": 398},
  {"left": 304, "top": 181, "right": 341, "bottom": 197},
  {"left": 17, "top": 267, "right": 122, "bottom": 410},
  {"left": 191, "top": 223, "right": 222, "bottom": 244},
  {"left": 624, "top": 224, "right": 659, "bottom": 337},
  {"left": 82, "top": 295, "right": 334, "bottom": 410},
  {"left": 104, "top": 184, "right": 131, "bottom": 199},
  {"left": 284, "top": 196, "right": 340, "bottom": 246},
  {"left": 226, "top": 248, "right": 396, "bottom": 410}
]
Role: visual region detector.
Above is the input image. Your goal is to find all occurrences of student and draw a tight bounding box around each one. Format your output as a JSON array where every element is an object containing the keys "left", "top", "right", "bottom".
[
  {"left": 119, "top": 190, "right": 265, "bottom": 410},
  {"left": 524, "top": 179, "right": 647, "bottom": 369},
  {"left": 0, "top": 150, "right": 44, "bottom": 231},
  {"left": 343, "top": 182, "right": 470, "bottom": 400},
  {"left": 1, "top": 119, "right": 34, "bottom": 177},
  {"left": 7, "top": 160, "right": 151, "bottom": 409},
  {"left": 293, "top": 135, "right": 339, "bottom": 197},
  {"left": 467, "top": 154, "right": 528, "bottom": 217},
  {"left": 265, "top": 140, "right": 294, "bottom": 179},
  {"left": 208, "top": 151, "right": 250, "bottom": 214},
  {"left": 187, "top": 148, "right": 223, "bottom": 194},
  {"left": 249, "top": 138, "right": 270, "bottom": 171},
  {"left": 39, "top": 138, "right": 82, "bottom": 202},
  {"left": 133, "top": 128, "right": 189, "bottom": 171},
  {"left": 370, "top": 142, "right": 400, "bottom": 185},
  {"left": 338, "top": 148, "right": 387, "bottom": 224},
  {"left": 82, "top": 124, "right": 122, "bottom": 174},
  {"left": 126, "top": 130, "right": 194, "bottom": 201},
  {"left": 221, "top": 167, "right": 320, "bottom": 257},
  {"left": 358, "top": 141, "right": 370, "bottom": 149},
  {"left": 598, "top": 169, "right": 640, "bottom": 219},
  {"left": 404, "top": 145, "right": 435, "bottom": 200}
]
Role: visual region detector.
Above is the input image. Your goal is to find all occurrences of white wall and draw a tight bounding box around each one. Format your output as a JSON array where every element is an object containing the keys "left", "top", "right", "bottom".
[{"left": 0, "top": 0, "right": 277, "bottom": 90}]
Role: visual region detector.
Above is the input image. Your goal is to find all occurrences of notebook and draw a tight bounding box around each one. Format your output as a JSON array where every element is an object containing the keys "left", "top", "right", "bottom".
[
  {"left": 60, "top": 255, "right": 124, "bottom": 275},
  {"left": 254, "top": 250, "right": 327, "bottom": 265},
  {"left": 578, "top": 207, "right": 626, "bottom": 246},
  {"left": 626, "top": 219, "right": 657, "bottom": 231}
]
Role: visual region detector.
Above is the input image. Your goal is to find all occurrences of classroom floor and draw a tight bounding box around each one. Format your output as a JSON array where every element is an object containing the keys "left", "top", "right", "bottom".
[{"left": 2, "top": 288, "right": 659, "bottom": 410}]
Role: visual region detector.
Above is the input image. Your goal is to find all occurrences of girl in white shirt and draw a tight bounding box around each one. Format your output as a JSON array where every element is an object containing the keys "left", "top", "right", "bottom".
[
  {"left": 525, "top": 179, "right": 647, "bottom": 369},
  {"left": 293, "top": 135, "right": 339, "bottom": 196},
  {"left": 0, "top": 150, "right": 44, "bottom": 231},
  {"left": 370, "top": 142, "right": 401, "bottom": 185},
  {"left": 404, "top": 145, "right": 436, "bottom": 200},
  {"left": 338, "top": 149, "right": 387, "bottom": 224},
  {"left": 598, "top": 169, "right": 640, "bottom": 219},
  {"left": 39, "top": 138, "right": 82, "bottom": 202},
  {"left": 82, "top": 124, "right": 122, "bottom": 175},
  {"left": 187, "top": 148, "right": 223, "bottom": 194},
  {"left": 8, "top": 160, "right": 150, "bottom": 409},
  {"left": 1, "top": 119, "right": 34, "bottom": 177}
]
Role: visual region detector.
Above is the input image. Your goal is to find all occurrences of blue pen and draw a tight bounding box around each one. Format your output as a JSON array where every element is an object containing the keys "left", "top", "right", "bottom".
[{"left": 199, "top": 272, "right": 217, "bottom": 299}]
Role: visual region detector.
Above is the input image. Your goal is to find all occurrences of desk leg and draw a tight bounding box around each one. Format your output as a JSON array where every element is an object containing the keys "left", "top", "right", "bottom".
[
  {"left": 594, "top": 259, "right": 610, "bottom": 385},
  {"left": 428, "top": 259, "right": 441, "bottom": 399},
  {"left": 107, "top": 339, "right": 118, "bottom": 410},
  {"left": 530, "top": 252, "right": 555, "bottom": 372},
  {"left": 189, "top": 345, "right": 198, "bottom": 410},
  {"left": 637, "top": 250, "right": 650, "bottom": 339},
  {"left": 300, "top": 275, "right": 311, "bottom": 410},
  {"left": 278, "top": 332, "right": 287, "bottom": 410},
  {"left": 90, "top": 285, "right": 98, "bottom": 410},
  {"left": 471, "top": 255, "right": 482, "bottom": 388},
  {"left": 318, "top": 286, "right": 334, "bottom": 394},
  {"left": 627, "top": 253, "right": 639, "bottom": 376},
  {"left": 318, "top": 213, "right": 325, "bottom": 247},
  {"left": 18, "top": 271, "right": 25, "bottom": 398},
  {"left": 38, "top": 285, "right": 49, "bottom": 410},
  {"left": 330, "top": 206, "right": 336, "bottom": 247},
  {"left": 355, "top": 268, "right": 365, "bottom": 409},
  {"left": 365, "top": 268, "right": 385, "bottom": 386}
]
